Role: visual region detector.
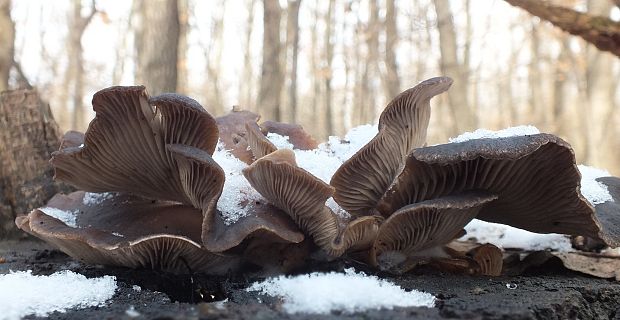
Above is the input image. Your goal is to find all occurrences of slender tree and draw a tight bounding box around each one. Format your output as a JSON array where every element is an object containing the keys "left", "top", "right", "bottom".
[
  {"left": 282, "top": 0, "right": 301, "bottom": 123},
  {"left": 258, "top": 0, "right": 283, "bottom": 121},
  {"left": 383, "top": 0, "right": 400, "bottom": 99},
  {"left": 0, "top": 0, "right": 13, "bottom": 92}
]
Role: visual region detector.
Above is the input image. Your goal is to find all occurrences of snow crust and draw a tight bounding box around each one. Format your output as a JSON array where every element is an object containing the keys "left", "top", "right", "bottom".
[
  {"left": 578, "top": 165, "right": 613, "bottom": 205},
  {"left": 462, "top": 219, "right": 572, "bottom": 251},
  {"left": 448, "top": 125, "right": 540, "bottom": 143},
  {"left": 213, "top": 142, "right": 265, "bottom": 224},
  {"left": 0, "top": 270, "right": 117, "bottom": 320},
  {"left": 39, "top": 207, "right": 78, "bottom": 228},
  {"left": 247, "top": 268, "right": 435, "bottom": 314}
]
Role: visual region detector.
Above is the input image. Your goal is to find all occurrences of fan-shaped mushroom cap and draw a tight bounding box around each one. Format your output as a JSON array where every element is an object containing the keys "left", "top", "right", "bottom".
[
  {"left": 370, "top": 192, "right": 497, "bottom": 267},
  {"left": 51, "top": 86, "right": 220, "bottom": 206},
  {"left": 243, "top": 149, "right": 380, "bottom": 257},
  {"left": 245, "top": 121, "right": 277, "bottom": 160},
  {"left": 592, "top": 177, "right": 620, "bottom": 247},
  {"left": 378, "top": 133, "right": 612, "bottom": 244},
  {"left": 467, "top": 244, "right": 503, "bottom": 276},
  {"left": 260, "top": 120, "right": 319, "bottom": 150},
  {"left": 216, "top": 109, "right": 261, "bottom": 164},
  {"left": 16, "top": 192, "right": 239, "bottom": 274},
  {"left": 330, "top": 77, "right": 453, "bottom": 216}
]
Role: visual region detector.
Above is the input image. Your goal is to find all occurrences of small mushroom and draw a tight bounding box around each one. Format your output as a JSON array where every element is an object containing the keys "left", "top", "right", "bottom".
[
  {"left": 245, "top": 121, "right": 277, "bottom": 160},
  {"left": 216, "top": 108, "right": 261, "bottom": 164},
  {"left": 243, "top": 149, "right": 380, "bottom": 257},
  {"left": 378, "top": 133, "right": 616, "bottom": 245},
  {"left": 330, "top": 77, "right": 453, "bottom": 216},
  {"left": 370, "top": 192, "right": 497, "bottom": 269},
  {"left": 260, "top": 120, "right": 319, "bottom": 150},
  {"left": 467, "top": 244, "right": 503, "bottom": 276}
]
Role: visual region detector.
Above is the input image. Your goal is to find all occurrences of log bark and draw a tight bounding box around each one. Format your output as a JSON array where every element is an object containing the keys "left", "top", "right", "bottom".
[
  {"left": 0, "top": 90, "right": 71, "bottom": 239},
  {"left": 504, "top": 0, "right": 620, "bottom": 58}
]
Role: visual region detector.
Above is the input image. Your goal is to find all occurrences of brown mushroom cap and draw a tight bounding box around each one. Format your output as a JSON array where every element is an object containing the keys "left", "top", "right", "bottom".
[
  {"left": 216, "top": 109, "right": 261, "bottom": 164},
  {"left": 330, "top": 77, "right": 453, "bottom": 216},
  {"left": 16, "top": 192, "right": 239, "bottom": 274},
  {"left": 467, "top": 243, "right": 503, "bottom": 276},
  {"left": 245, "top": 121, "right": 277, "bottom": 160},
  {"left": 260, "top": 120, "right": 319, "bottom": 150},
  {"left": 51, "top": 86, "right": 220, "bottom": 206},
  {"left": 59, "top": 130, "right": 85, "bottom": 149},
  {"left": 243, "top": 149, "right": 380, "bottom": 257},
  {"left": 378, "top": 133, "right": 608, "bottom": 243},
  {"left": 593, "top": 177, "right": 620, "bottom": 247},
  {"left": 371, "top": 192, "right": 497, "bottom": 267}
]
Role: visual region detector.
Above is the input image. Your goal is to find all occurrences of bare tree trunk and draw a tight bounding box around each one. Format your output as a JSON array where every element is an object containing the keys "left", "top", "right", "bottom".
[
  {"left": 551, "top": 37, "right": 570, "bottom": 137},
  {"left": 176, "top": 0, "right": 189, "bottom": 94},
  {"left": 324, "top": 0, "right": 335, "bottom": 135},
  {"left": 383, "top": 0, "right": 400, "bottom": 99},
  {"left": 0, "top": 90, "right": 71, "bottom": 239},
  {"left": 204, "top": 0, "right": 226, "bottom": 114},
  {"left": 0, "top": 0, "right": 14, "bottom": 92},
  {"left": 527, "top": 21, "right": 545, "bottom": 127},
  {"left": 258, "top": 0, "right": 283, "bottom": 121},
  {"left": 283, "top": 0, "right": 301, "bottom": 123},
  {"left": 240, "top": 0, "right": 256, "bottom": 109},
  {"left": 433, "top": 0, "right": 474, "bottom": 134},
  {"left": 134, "top": 0, "right": 180, "bottom": 95}
]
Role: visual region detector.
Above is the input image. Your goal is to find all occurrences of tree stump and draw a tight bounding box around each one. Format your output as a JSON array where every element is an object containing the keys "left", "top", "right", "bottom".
[{"left": 0, "top": 89, "right": 70, "bottom": 239}]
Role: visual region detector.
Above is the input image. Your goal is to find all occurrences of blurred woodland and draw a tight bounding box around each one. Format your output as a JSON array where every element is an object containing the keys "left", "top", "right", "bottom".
[{"left": 1, "top": 0, "right": 620, "bottom": 173}]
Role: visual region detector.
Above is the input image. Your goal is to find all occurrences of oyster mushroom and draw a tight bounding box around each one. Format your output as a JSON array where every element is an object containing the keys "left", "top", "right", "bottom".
[
  {"left": 331, "top": 77, "right": 453, "bottom": 216},
  {"left": 215, "top": 108, "right": 261, "bottom": 164},
  {"left": 370, "top": 192, "right": 497, "bottom": 269},
  {"left": 245, "top": 121, "right": 277, "bottom": 160},
  {"left": 377, "top": 133, "right": 620, "bottom": 246},
  {"left": 243, "top": 149, "right": 380, "bottom": 257}
]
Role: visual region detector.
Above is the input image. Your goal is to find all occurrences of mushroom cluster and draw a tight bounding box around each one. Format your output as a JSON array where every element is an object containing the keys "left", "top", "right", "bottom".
[{"left": 15, "top": 78, "right": 620, "bottom": 276}]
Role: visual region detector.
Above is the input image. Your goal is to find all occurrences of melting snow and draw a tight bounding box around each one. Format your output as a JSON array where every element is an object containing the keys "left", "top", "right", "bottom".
[
  {"left": 213, "top": 142, "right": 265, "bottom": 225},
  {"left": 462, "top": 219, "right": 572, "bottom": 251},
  {"left": 578, "top": 165, "right": 613, "bottom": 205},
  {"left": 247, "top": 268, "right": 435, "bottom": 314},
  {"left": 82, "top": 192, "right": 114, "bottom": 206},
  {"left": 448, "top": 125, "right": 540, "bottom": 143},
  {"left": 39, "top": 207, "right": 78, "bottom": 228},
  {"left": 0, "top": 270, "right": 117, "bottom": 320}
]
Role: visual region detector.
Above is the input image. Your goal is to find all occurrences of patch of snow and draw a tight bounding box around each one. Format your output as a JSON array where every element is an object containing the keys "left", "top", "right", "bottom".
[
  {"left": 326, "top": 197, "right": 350, "bottom": 219},
  {"left": 132, "top": 285, "right": 142, "bottom": 292},
  {"left": 78, "top": 143, "right": 84, "bottom": 148},
  {"left": 125, "top": 305, "right": 140, "bottom": 318},
  {"left": 0, "top": 270, "right": 117, "bottom": 320},
  {"left": 246, "top": 268, "right": 435, "bottom": 314},
  {"left": 266, "top": 132, "right": 294, "bottom": 149},
  {"left": 462, "top": 219, "right": 572, "bottom": 251},
  {"left": 39, "top": 207, "right": 78, "bottom": 228},
  {"left": 448, "top": 125, "right": 540, "bottom": 143},
  {"left": 578, "top": 165, "right": 613, "bottom": 205},
  {"left": 82, "top": 192, "right": 114, "bottom": 206},
  {"left": 213, "top": 142, "right": 265, "bottom": 225},
  {"left": 112, "top": 232, "right": 124, "bottom": 237},
  {"left": 322, "top": 124, "right": 379, "bottom": 161}
]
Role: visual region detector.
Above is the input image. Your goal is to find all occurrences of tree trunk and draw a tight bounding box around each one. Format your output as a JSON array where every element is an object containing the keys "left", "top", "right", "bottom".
[
  {"left": 383, "top": 0, "right": 400, "bottom": 100},
  {"left": 204, "top": 0, "right": 226, "bottom": 114},
  {"left": 283, "top": 0, "right": 301, "bottom": 123},
  {"left": 0, "top": 0, "right": 14, "bottom": 92},
  {"left": 324, "top": 0, "right": 335, "bottom": 135},
  {"left": 239, "top": 0, "right": 256, "bottom": 109},
  {"left": 527, "top": 21, "right": 545, "bottom": 126},
  {"left": 257, "top": 0, "right": 283, "bottom": 121},
  {"left": 433, "top": 0, "right": 474, "bottom": 134},
  {"left": 176, "top": 0, "right": 189, "bottom": 94},
  {"left": 0, "top": 90, "right": 71, "bottom": 239},
  {"left": 134, "top": 0, "right": 180, "bottom": 95}
]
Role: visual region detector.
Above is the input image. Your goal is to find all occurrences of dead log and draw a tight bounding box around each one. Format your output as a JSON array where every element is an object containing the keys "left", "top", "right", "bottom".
[{"left": 0, "top": 89, "right": 70, "bottom": 239}]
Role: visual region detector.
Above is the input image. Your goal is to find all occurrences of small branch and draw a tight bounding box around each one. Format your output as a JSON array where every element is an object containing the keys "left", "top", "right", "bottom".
[{"left": 504, "top": 0, "right": 620, "bottom": 58}]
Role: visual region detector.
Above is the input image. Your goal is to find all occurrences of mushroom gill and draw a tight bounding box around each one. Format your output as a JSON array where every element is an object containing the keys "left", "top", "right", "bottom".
[
  {"left": 216, "top": 108, "right": 261, "bottom": 164},
  {"left": 370, "top": 192, "right": 497, "bottom": 269},
  {"left": 245, "top": 121, "right": 277, "bottom": 160},
  {"left": 377, "top": 133, "right": 612, "bottom": 245},
  {"left": 243, "top": 149, "right": 380, "bottom": 257},
  {"left": 330, "top": 77, "right": 453, "bottom": 216}
]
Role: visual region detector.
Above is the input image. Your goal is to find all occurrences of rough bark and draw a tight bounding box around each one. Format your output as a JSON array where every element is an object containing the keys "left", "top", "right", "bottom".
[
  {"left": 383, "top": 0, "right": 400, "bottom": 100},
  {"left": 0, "top": 0, "right": 14, "bottom": 92},
  {"left": 282, "top": 0, "right": 301, "bottom": 123},
  {"left": 433, "top": 0, "right": 475, "bottom": 134},
  {"left": 504, "top": 0, "right": 620, "bottom": 58},
  {"left": 257, "top": 0, "right": 283, "bottom": 121},
  {"left": 0, "top": 90, "right": 71, "bottom": 239},
  {"left": 134, "top": 0, "right": 180, "bottom": 95}
]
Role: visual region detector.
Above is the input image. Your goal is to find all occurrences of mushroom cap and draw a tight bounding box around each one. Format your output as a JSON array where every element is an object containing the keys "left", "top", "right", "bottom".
[
  {"left": 243, "top": 149, "right": 380, "bottom": 257},
  {"left": 330, "top": 77, "right": 453, "bottom": 216},
  {"left": 370, "top": 192, "right": 497, "bottom": 267},
  {"left": 593, "top": 177, "right": 620, "bottom": 247},
  {"left": 16, "top": 192, "right": 239, "bottom": 274},
  {"left": 245, "top": 121, "right": 277, "bottom": 160},
  {"left": 467, "top": 243, "right": 503, "bottom": 276},
  {"left": 51, "top": 86, "right": 220, "bottom": 206},
  {"left": 378, "top": 133, "right": 605, "bottom": 242},
  {"left": 216, "top": 109, "right": 261, "bottom": 164},
  {"left": 260, "top": 120, "right": 319, "bottom": 150},
  {"left": 59, "top": 130, "right": 85, "bottom": 149}
]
